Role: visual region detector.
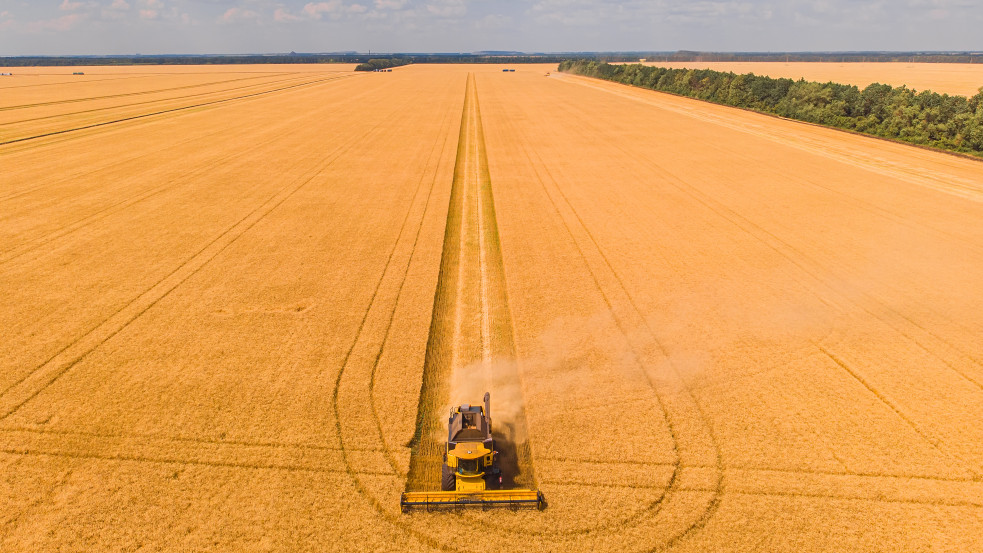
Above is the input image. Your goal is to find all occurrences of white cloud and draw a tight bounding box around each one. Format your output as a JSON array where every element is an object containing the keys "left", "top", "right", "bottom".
[
  {"left": 274, "top": 7, "right": 302, "bottom": 22},
  {"left": 475, "top": 13, "right": 511, "bottom": 29},
  {"left": 221, "top": 7, "right": 260, "bottom": 23},
  {"left": 375, "top": 0, "right": 407, "bottom": 9},
  {"left": 27, "top": 12, "right": 86, "bottom": 31},
  {"left": 303, "top": 1, "right": 340, "bottom": 18},
  {"left": 101, "top": 0, "right": 130, "bottom": 19},
  {"left": 301, "top": 1, "right": 370, "bottom": 19},
  {"left": 426, "top": 0, "right": 467, "bottom": 18}
]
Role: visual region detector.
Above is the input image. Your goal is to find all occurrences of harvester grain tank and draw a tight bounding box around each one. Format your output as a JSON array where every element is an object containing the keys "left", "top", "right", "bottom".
[{"left": 400, "top": 393, "right": 545, "bottom": 511}]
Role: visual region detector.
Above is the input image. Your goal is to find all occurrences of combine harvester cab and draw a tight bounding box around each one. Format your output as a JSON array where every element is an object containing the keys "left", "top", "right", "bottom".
[{"left": 401, "top": 393, "right": 545, "bottom": 512}]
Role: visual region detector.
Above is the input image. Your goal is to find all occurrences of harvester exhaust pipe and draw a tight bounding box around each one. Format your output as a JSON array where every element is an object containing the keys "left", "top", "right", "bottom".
[{"left": 483, "top": 392, "right": 491, "bottom": 422}]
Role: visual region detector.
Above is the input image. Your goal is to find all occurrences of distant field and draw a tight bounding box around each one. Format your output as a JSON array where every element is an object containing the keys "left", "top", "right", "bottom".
[
  {"left": 628, "top": 61, "right": 983, "bottom": 96},
  {"left": 0, "top": 63, "right": 358, "bottom": 76},
  {"left": 2, "top": 63, "right": 982, "bottom": 551}
]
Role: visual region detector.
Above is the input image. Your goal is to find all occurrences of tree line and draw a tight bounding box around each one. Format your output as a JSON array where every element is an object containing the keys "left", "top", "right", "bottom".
[
  {"left": 633, "top": 51, "right": 983, "bottom": 64},
  {"left": 354, "top": 58, "right": 406, "bottom": 71},
  {"left": 558, "top": 60, "right": 983, "bottom": 157},
  {"left": 0, "top": 54, "right": 573, "bottom": 68},
  {"left": 0, "top": 55, "right": 360, "bottom": 66}
]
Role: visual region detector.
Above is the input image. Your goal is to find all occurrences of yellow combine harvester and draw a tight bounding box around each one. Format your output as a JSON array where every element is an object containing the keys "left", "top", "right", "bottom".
[{"left": 401, "top": 393, "right": 545, "bottom": 511}]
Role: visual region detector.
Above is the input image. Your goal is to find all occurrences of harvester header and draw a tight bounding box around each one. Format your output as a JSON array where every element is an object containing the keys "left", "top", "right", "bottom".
[{"left": 400, "top": 392, "right": 545, "bottom": 512}]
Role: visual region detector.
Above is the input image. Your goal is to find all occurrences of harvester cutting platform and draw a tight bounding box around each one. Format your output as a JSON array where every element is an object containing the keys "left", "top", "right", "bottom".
[{"left": 401, "top": 393, "right": 545, "bottom": 511}]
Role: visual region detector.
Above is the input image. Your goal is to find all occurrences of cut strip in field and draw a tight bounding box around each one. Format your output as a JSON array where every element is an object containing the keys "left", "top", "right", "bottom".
[{"left": 406, "top": 73, "right": 536, "bottom": 493}]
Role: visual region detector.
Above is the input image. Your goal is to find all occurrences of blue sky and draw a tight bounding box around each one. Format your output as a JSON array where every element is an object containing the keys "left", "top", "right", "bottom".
[{"left": 0, "top": 1, "right": 981, "bottom": 56}]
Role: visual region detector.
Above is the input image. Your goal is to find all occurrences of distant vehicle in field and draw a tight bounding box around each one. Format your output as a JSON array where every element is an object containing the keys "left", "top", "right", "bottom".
[{"left": 73, "top": 72, "right": 85, "bottom": 75}]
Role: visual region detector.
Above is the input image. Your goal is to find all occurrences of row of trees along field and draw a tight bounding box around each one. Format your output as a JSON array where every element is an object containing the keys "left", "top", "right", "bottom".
[
  {"left": 559, "top": 60, "right": 983, "bottom": 157},
  {"left": 354, "top": 58, "right": 407, "bottom": 71}
]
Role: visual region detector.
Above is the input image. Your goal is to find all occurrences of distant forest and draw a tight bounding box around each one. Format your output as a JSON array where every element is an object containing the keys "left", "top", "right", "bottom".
[
  {"left": 2, "top": 51, "right": 981, "bottom": 67},
  {"left": 354, "top": 58, "right": 406, "bottom": 71},
  {"left": 625, "top": 51, "right": 983, "bottom": 64},
  {"left": 0, "top": 53, "right": 570, "bottom": 67},
  {"left": 558, "top": 60, "right": 983, "bottom": 158}
]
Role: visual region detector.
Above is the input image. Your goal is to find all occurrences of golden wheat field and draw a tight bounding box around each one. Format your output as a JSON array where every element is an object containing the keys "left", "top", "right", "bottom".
[
  {"left": 2, "top": 63, "right": 983, "bottom": 551},
  {"left": 630, "top": 61, "right": 983, "bottom": 96}
]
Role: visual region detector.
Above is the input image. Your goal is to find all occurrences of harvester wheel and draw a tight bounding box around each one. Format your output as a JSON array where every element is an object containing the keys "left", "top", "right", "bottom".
[{"left": 441, "top": 464, "right": 455, "bottom": 491}]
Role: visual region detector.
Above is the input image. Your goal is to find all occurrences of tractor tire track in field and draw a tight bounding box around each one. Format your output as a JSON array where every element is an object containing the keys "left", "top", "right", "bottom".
[
  {"left": 0, "top": 72, "right": 297, "bottom": 112},
  {"left": 545, "top": 479, "right": 983, "bottom": 509},
  {"left": 687, "top": 130, "right": 983, "bottom": 390},
  {"left": 535, "top": 97, "right": 893, "bottom": 477},
  {"left": 639, "top": 155, "right": 980, "bottom": 477},
  {"left": 506, "top": 94, "right": 979, "bottom": 543},
  {"left": 2, "top": 73, "right": 312, "bottom": 126},
  {"left": 320, "top": 79, "right": 466, "bottom": 553},
  {"left": 456, "top": 133, "right": 683, "bottom": 537},
  {"left": 0, "top": 73, "right": 161, "bottom": 91},
  {"left": 0, "top": 102, "right": 392, "bottom": 421},
  {"left": 0, "top": 122, "right": 236, "bottom": 204},
  {"left": 0, "top": 447, "right": 389, "bottom": 476},
  {"left": 0, "top": 427, "right": 390, "bottom": 475},
  {"left": 0, "top": 425, "right": 368, "bottom": 453},
  {"left": 404, "top": 73, "right": 536, "bottom": 493},
  {"left": 539, "top": 455, "right": 965, "bottom": 482},
  {"left": 287, "top": 66, "right": 454, "bottom": 484},
  {"left": 0, "top": 131, "right": 287, "bottom": 266},
  {"left": 0, "top": 73, "right": 356, "bottom": 147},
  {"left": 363, "top": 87, "right": 454, "bottom": 476},
  {"left": 0, "top": 72, "right": 367, "bottom": 204},
  {"left": 528, "top": 157, "right": 724, "bottom": 547},
  {"left": 605, "top": 144, "right": 983, "bottom": 476},
  {"left": 557, "top": 74, "right": 983, "bottom": 202},
  {"left": 0, "top": 82, "right": 380, "bottom": 268},
  {"left": 327, "top": 74, "right": 545, "bottom": 553},
  {"left": 476, "top": 82, "right": 724, "bottom": 549},
  {"left": 544, "top": 88, "right": 982, "bottom": 478},
  {"left": 686, "top": 137, "right": 983, "bottom": 389},
  {"left": 815, "top": 345, "right": 980, "bottom": 477}
]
